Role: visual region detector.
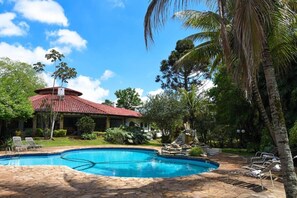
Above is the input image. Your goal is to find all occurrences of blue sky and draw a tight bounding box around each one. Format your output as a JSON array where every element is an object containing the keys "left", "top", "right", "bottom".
[{"left": 0, "top": 0, "right": 208, "bottom": 103}]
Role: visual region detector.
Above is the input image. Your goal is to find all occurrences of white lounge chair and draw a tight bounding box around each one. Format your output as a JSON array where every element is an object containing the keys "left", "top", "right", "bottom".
[
  {"left": 250, "top": 152, "right": 276, "bottom": 164},
  {"left": 12, "top": 136, "right": 28, "bottom": 152},
  {"left": 25, "top": 137, "right": 42, "bottom": 149},
  {"left": 243, "top": 160, "right": 280, "bottom": 189}
]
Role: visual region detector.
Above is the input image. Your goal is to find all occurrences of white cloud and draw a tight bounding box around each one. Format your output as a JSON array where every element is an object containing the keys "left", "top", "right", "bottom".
[
  {"left": 108, "top": 0, "right": 125, "bottom": 8},
  {"left": 38, "top": 72, "right": 54, "bottom": 87},
  {"left": 148, "top": 88, "right": 163, "bottom": 96},
  {"left": 135, "top": 88, "right": 144, "bottom": 97},
  {"left": 0, "top": 42, "right": 50, "bottom": 64},
  {"left": 67, "top": 75, "right": 109, "bottom": 103},
  {"left": 0, "top": 0, "right": 3, "bottom": 4},
  {"left": 13, "top": 0, "right": 68, "bottom": 26},
  {"left": 0, "top": 12, "right": 29, "bottom": 37},
  {"left": 100, "top": 70, "right": 115, "bottom": 81},
  {"left": 47, "top": 29, "right": 87, "bottom": 53}
]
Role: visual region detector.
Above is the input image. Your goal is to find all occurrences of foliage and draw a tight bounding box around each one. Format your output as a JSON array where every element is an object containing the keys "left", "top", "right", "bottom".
[
  {"left": 0, "top": 58, "right": 45, "bottom": 135},
  {"left": 76, "top": 116, "right": 95, "bottom": 134},
  {"left": 189, "top": 146, "right": 204, "bottom": 156},
  {"left": 24, "top": 128, "right": 33, "bottom": 137},
  {"left": 156, "top": 40, "right": 209, "bottom": 92},
  {"left": 81, "top": 133, "right": 97, "bottom": 140},
  {"left": 140, "top": 91, "right": 185, "bottom": 143},
  {"left": 102, "top": 99, "right": 114, "bottom": 106},
  {"left": 53, "top": 129, "right": 67, "bottom": 137},
  {"left": 104, "top": 127, "right": 128, "bottom": 144},
  {"left": 122, "top": 126, "right": 152, "bottom": 144},
  {"left": 289, "top": 121, "right": 297, "bottom": 147},
  {"left": 33, "top": 49, "right": 77, "bottom": 139},
  {"left": 36, "top": 128, "right": 44, "bottom": 137},
  {"left": 115, "top": 87, "right": 142, "bottom": 110},
  {"left": 15, "top": 130, "right": 22, "bottom": 137},
  {"left": 104, "top": 126, "right": 151, "bottom": 145}
]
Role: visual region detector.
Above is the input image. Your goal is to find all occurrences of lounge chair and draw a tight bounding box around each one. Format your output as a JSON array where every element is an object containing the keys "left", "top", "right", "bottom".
[
  {"left": 243, "top": 160, "right": 281, "bottom": 189},
  {"left": 25, "top": 137, "right": 42, "bottom": 149},
  {"left": 12, "top": 136, "right": 28, "bottom": 152},
  {"left": 250, "top": 152, "right": 277, "bottom": 164}
]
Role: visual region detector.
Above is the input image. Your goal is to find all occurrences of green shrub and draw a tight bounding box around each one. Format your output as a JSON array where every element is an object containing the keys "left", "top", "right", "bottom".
[
  {"left": 24, "top": 128, "right": 32, "bottom": 137},
  {"left": 76, "top": 116, "right": 95, "bottom": 134},
  {"left": 189, "top": 147, "right": 204, "bottom": 156},
  {"left": 35, "top": 128, "right": 44, "bottom": 137},
  {"left": 53, "top": 129, "right": 67, "bottom": 137},
  {"left": 105, "top": 127, "right": 128, "bottom": 144},
  {"left": 43, "top": 128, "right": 50, "bottom": 139},
  {"left": 104, "top": 126, "right": 151, "bottom": 145},
  {"left": 15, "top": 130, "right": 22, "bottom": 137},
  {"left": 289, "top": 121, "right": 297, "bottom": 147},
  {"left": 81, "top": 133, "right": 97, "bottom": 140}
]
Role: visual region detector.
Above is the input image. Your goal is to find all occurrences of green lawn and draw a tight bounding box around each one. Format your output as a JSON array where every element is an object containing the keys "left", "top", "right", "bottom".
[
  {"left": 34, "top": 136, "right": 162, "bottom": 147},
  {"left": 222, "top": 148, "right": 253, "bottom": 156}
]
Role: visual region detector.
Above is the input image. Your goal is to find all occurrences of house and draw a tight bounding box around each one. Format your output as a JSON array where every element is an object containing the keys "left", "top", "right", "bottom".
[{"left": 24, "top": 87, "right": 149, "bottom": 134}]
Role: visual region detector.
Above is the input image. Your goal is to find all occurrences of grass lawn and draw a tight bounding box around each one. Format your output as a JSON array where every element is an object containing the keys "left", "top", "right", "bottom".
[
  {"left": 34, "top": 136, "right": 163, "bottom": 147},
  {"left": 222, "top": 148, "right": 253, "bottom": 156}
]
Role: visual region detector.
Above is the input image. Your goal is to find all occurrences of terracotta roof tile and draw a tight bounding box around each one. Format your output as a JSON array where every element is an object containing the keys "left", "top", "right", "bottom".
[{"left": 30, "top": 94, "right": 141, "bottom": 117}]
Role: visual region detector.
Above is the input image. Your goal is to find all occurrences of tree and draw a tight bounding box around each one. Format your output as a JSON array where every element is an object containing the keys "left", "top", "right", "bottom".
[
  {"left": 102, "top": 99, "right": 114, "bottom": 107},
  {"left": 0, "top": 58, "right": 45, "bottom": 136},
  {"left": 156, "top": 40, "right": 209, "bottom": 92},
  {"left": 115, "top": 88, "right": 142, "bottom": 110},
  {"left": 144, "top": 1, "right": 297, "bottom": 196},
  {"left": 140, "top": 91, "right": 185, "bottom": 143},
  {"left": 33, "top": 49, "right": 77, "bottom": 139}
]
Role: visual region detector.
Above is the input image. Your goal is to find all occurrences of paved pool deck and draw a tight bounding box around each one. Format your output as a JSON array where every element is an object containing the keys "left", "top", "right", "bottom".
[{"left": 0, "top": 146, "right": 286, "bottom": 198}]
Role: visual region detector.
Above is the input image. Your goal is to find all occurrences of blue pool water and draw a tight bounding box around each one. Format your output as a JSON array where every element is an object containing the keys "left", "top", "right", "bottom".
[{"left": 0, "top": 148, "right": 219, "bottom": 178}]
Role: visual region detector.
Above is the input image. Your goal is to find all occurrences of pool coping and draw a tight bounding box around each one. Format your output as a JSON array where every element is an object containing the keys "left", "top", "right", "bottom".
[{"left": 0, "top": 146, "right": 220, "bottom": 170}]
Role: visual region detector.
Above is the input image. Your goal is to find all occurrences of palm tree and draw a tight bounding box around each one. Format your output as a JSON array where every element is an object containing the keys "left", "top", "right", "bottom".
[
  {"left": 144, "top": 0, "right": 297, "bottom": 197},
  {"left": 173, "top": 9, "right": 277, "bottom": 144}
]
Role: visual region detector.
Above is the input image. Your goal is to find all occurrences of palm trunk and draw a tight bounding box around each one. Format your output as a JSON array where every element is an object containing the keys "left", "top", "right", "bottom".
[
  {"left": 251, "top": 76, "right": 276, "bottom": 144},
  {"left": 262, "top": 41, "right": 297, "bottom": 198},
  {"left": 218, "top": 0, "right": 232, "bottom": 69}
]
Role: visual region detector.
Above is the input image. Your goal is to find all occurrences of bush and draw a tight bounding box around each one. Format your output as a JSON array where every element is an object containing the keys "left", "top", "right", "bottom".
[
  {"left": 24, "top": 128, "right": 32, "bottom": 137},
  {"left": 104, "top": 126, "right": 151, "bottom": 145},
  {"left": 53, "top": 129, "right": 67, "bottom": 137},
  {"left": 35, "top": 128, "right": 44, "bottom": 137},
  {"left": 81, "top": 133, "right": 97, "bottom": 140},
  {"left": 105, "top": 128, "right": 128, "bottom": 144},
  {"left": 76, "top": 116, "right": 95, "bottom": 134},
  {"left": 189, "top": 147, "right": 204, "bottom": 156},
  {"left": 15, "top": 130, "right": 22, "bottom": 137},
  {"left": 290, "top": 121, "right": 297, "bottom": 147}
]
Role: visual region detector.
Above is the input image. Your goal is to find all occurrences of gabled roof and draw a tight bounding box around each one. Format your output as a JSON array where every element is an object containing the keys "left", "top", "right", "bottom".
[{"left": 30, "top": 87, "right": 142, "bottom": 118}]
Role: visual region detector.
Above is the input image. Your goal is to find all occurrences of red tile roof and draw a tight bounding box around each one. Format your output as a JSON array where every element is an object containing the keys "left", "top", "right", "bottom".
[{"left": 30, "top": 90, "right": 142, "bottom": 118}]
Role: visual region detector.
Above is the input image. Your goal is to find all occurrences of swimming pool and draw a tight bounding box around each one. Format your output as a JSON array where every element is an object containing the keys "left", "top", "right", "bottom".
[{"left": 0, "top": 148, "right": 219, "bottom": 178}]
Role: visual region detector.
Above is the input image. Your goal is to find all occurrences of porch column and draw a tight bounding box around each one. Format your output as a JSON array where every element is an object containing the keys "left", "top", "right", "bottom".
[
  {"left": 106, "top": 116, "right": 110, "bottom": 130},
  {"left": 59, "top": 114, "right": 64, "bottom": 129},
  {"left": 32, "top": 116, "right": 37, "bottom": 134}
]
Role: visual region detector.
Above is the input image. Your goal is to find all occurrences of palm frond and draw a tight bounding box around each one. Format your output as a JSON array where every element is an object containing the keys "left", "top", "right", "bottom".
[
  {"left": 184, "top": 31, "right": 219, "bottom": 42},
  {"left": 173, "top": 10, "right": 221, "bottom": 31}
]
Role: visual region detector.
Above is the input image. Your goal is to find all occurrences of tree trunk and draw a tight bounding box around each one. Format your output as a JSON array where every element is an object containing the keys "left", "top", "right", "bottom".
[
  {"left": 262, "top": 41, "right": 297, "bottom": 198},
  {"left": 251, "top": 76, "right": 276, "bottom": 144},
  {"left": 218, "top": 0, "right": 232, "bottom": 69}
]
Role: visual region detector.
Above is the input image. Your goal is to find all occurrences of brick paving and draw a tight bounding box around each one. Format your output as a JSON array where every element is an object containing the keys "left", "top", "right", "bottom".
[{"left": 0, "top": 146, "right": 285, "bottom": 198}]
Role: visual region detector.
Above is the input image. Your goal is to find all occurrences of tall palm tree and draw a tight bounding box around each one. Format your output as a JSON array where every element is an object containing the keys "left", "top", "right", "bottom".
[
  {"left": 144, "top": 0, "right": 297, "bottom": 197},
  {"left": 173, "top": 9, "right": 277, "bottom": 143}
]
